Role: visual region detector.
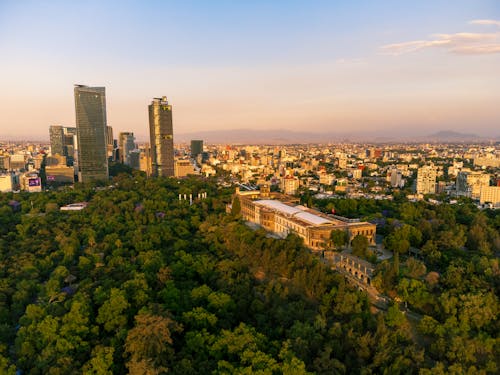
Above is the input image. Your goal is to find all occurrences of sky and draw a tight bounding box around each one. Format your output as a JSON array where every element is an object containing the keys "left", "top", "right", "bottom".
[{"left": 0, "top": 0, "right": 499, "bottom": 141}]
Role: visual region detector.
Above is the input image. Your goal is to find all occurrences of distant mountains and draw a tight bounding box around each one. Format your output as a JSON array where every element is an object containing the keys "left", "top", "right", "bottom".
[
  {"left": 4, "top": 129, "right": 498, "bottom": 144},
  {"left": 174, "top": 129, "right": 498, "bottom": 144}
]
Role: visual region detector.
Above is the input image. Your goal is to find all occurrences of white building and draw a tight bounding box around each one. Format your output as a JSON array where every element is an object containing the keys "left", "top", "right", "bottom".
[
  {"left": 416, "top": 165, "right": 437, "bottom": 195},
  {"left": 0, "top": 174, "right": 14, "bottom": 192}
]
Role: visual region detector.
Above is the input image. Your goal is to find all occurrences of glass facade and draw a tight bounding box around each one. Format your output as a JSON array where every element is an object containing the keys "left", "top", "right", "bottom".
[
  {"left": 190, "top": 140, "right": 203, "bottom": 158},
  {"left": 74, "top": 85, "right": 108, "bottom": 182}
]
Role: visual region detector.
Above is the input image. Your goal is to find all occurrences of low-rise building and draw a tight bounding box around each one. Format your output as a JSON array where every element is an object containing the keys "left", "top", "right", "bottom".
[
  {"left": 480, "top": 186, "right": 500, "bottom": 207},
  {"left": 234, "top": 187, "right": 376, "bottom": 251}
]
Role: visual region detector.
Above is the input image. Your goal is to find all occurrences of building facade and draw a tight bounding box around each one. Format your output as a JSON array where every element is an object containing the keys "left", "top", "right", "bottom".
[
  {"left": 49, "top": 125, "right": 64, "bottom": 156},
  {"left": 281, "top": 175, "right": 300, "bottom": 195},
  {"left": 174, "top": 159, "right": 198, "bottom": 177},
  {"left": 106, "top": 126, "right": 114, "bottom": 161},
  {"left": 74, "top": 85, "right": 108, "bottom": 182},
  {"left": 416, "top": 165, "right": 437, "bottom": 195},
  {"left": 148, "top": 97, "right": 174, "bottom": 177},
  {"left": 456, "top": 171, "right": 490, "bottom": 199},
  {"left": 50, "top": 126, "right": 77, "bottom": 165},
  {"left": 234, "top": 187, "right": 376, "bottom": 251},
  {"left": 190, "top": 140, "right": 203, "bottom": 158},
  {"left": 119, "top": 132, "right": 135, "bottom": 165},
  {"left": 479, "top": 186, "right": 500, "bottom": 207}
]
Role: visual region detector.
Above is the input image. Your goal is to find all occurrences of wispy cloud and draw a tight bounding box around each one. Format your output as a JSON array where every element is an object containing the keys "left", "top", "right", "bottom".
[
  {"left": 382, "top": 20, "right": 500, "bottom": 55},
  {"left": 469, "top": 19, "right": 500, "bottom": 27}
]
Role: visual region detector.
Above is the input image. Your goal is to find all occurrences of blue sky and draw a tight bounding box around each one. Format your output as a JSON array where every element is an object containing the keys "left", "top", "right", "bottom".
[{"left": 0, "top": 0, "right": 499, "bottom": 140}]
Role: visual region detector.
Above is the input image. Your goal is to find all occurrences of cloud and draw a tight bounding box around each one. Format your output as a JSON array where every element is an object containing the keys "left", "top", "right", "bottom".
[
  {"left": 469, "top": 19, "right": 500, "bottom": 27},
  {"left": 382, "top": 20, "right": 500, "bottom": 55}
]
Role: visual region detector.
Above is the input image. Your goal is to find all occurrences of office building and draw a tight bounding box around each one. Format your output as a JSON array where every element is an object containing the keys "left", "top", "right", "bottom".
[
  {"left": 456, "top": 171, "right": 490, "bottom": 199},
  {"left": 128, "top": 150, "right": 141, "bottom": 170},
  {"left": 0, "top": 155, "right": 10, "bottom": 171},
  {"left": 50, "top": 126, "right": 77, "bottom": 166},
  {"left": 63, "top": 127, "right": 77, "bottom": 165},
  {"left": 49, "top": 125, "right": 64, "bottom": 156},
  {"left": 480, "top": 186, "right": 500, "bottom": 207},
  {"left": 148, "top": 96, "right": 174, "bottom": 177},
  {"left": 139, "top": 144, "right": 152, "bottom": 176},
  {"left": 106, "top": 126, "right": 114, "bottom": 161},
  {"left": 190, "top": 140, "right": 203, "bottom": 158},
  {"left": 281, "top": 175, "right": 300, "bottom": 195},
  {"left": 416, "top": 165, "right": 437, "bottom": 195},
  {"left": 74, "top": 85, "right": 108, "bottom": 182},
  {"left": 174, "top": 159, "right": 198, "bottom": 177},
  {"left": 119, "top": 132, "right": 135, "bottom": 165}
]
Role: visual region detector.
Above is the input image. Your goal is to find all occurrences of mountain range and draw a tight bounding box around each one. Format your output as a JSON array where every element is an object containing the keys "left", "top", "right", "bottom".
[{"left": 173, "top": 129, "right": 498, "bottom": 144}]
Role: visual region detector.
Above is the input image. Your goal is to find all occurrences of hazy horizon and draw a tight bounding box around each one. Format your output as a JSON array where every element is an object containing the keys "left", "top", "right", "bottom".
[{"left": 1, "top": 1, "right": 499, "bottom": 140}]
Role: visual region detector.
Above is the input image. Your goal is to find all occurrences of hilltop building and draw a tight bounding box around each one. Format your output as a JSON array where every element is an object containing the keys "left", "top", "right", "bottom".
[{"left": 234, "top": 186, "right": 376, "bottom": 251}]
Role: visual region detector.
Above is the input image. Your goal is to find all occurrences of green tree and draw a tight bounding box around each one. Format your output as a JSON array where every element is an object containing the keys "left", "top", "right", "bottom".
[
  {"left": 231, "top": 196, "right": 241, "bottom": 216},
  {"left": 351, "top": 234, "right": 368, "bottom": 258},
  {"left": 125, "top": 312, "right": 180, "bottom": 374},
  {"left": 96, "top": 288, "right": 130, "bottom": 332},
  {"left": 330, "top": 229, "right": 348, "bottom": 250}
]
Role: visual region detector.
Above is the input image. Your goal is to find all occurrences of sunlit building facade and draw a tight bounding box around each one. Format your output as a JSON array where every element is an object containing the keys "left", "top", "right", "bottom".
[{"left": 149, "top": 96, "right": 174, "bottom": 177}]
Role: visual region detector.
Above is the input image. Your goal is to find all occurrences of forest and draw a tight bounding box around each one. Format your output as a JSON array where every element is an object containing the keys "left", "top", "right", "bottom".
[{"left": 0, "top": 173, "right": 498, "bottom": 374}]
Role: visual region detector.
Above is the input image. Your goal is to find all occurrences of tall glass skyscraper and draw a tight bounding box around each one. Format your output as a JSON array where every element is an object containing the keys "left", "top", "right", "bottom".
[
  {"left": 148, "top": 96, "right": 174, "bottom": 177},
  {"left": 74, "top": 85, "right": 108, "bottom": 182}
]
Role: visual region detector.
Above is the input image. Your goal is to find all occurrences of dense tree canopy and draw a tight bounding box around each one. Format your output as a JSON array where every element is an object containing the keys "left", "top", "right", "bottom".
[{"left": 0, "top": 174, "right": 498, "bottom": 374}]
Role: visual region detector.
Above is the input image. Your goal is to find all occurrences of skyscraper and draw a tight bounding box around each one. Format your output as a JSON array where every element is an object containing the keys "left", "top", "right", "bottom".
[
  {"left": 106, "top": 126, "right": 115, "bottom": 161},
  {"left": 148, "top": 96, "right": 174, "bottom": 177},
  {"left": 74, "top": 85, "right": 108, "bottom": 182},
  {"left": 190, "top": 140, "right": 203, "bottom": 158},
  {"left": 49, "top": 125, "right": 64, "bottom": 156},
  {"left": 119, "top": 132, "right": 135, "bottom": 165},
  {"left": 49, "top": 125, "right": 77, "bottom": 165}
]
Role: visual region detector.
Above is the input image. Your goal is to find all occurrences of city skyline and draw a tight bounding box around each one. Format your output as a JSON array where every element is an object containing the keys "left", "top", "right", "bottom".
[{"left": 1, "top": 1, "right": 499, "bottom": 140}]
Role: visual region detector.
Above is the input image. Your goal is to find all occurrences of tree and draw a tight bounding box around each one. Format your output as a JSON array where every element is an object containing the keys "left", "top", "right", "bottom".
[
  {"left": 125, "top": 312, "right": 180, "bottom": 374},
  {"left": 405, "top": 257, "right": 426, "bottom": 279},
  {"left": 82, "top": 346, "right": 114, "bottom": 375},
  {"left": 330, "top": 230, "right": 348, "bottom": 250},
  {"left": 96, "top": 288, "right": 129, "bottom": 332},
  {"left": 231, "top": 196, "right": 241, "bottom": 216},
  {"left": 351, "top": 235, "right": 369, "bottom": 258}
]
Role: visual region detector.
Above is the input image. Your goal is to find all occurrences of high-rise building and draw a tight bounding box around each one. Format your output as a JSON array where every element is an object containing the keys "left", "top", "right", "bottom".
[
  {"left": 456, "top": 171, "right": 490, "bottom": 199},
  {"left": 416, "top": 165, "right": 437, "bottom": 195},
  {"left": 139, "top": 144, "right": 152, "bottom": 177},
  {"left": 190, "top": 140, "right": 203, "bottom": 158},
  {"left": 119, "top": 132, "right": 135, "bottom": 165},
  {"left": 148, "top": 96, "right": 174, "bottom": 177},
  {"left": 49, "top": 125, "right": 64, "bottom": 156},
  {"left": 63, "top": 127, "right": 77, "bottom": 165},
  {"left": 74, "top": 85, "right": 108, "bottom": 182},
  {"left": 106, "top": 126, "right": 115, "bottom": 161},
  {"left": 49, "top": 125, "right": 76, "bottom": 165}
]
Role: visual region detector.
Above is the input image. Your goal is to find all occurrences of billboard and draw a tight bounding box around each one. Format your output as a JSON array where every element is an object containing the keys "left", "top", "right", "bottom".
[{"left": 28, "top": 177, "right": 41, "bottom": 187}]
